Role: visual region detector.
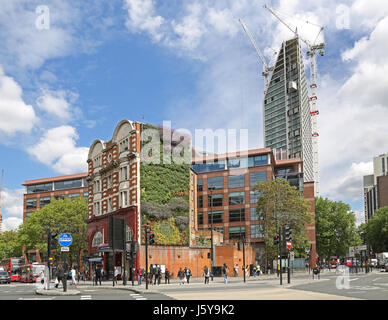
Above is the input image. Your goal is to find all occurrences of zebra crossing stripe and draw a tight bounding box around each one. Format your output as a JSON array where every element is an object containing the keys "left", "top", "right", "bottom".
[{"left": 80, "top": 295, "right": 92, "bottom": 300}]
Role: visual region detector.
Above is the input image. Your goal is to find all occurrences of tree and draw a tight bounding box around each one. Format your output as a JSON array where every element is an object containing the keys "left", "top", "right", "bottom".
[
  {"left": 254, "top": 178, "right": 313, "bottom": 262},
  {"left": 0, "top": 230, "right": 23, "bottom": 260},
  {"left": 18, "top": 197, "right": 88, "bottom": 265},
  {"left": 315, "top": 197, "right": 361, "bottom": 259},
  {"left": 364, "top": 206, "right": 388, "bottom": 253}
]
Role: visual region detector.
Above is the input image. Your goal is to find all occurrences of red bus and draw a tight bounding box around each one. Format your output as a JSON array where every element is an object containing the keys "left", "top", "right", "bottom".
[
  {"left": 329, "top": 256, "right": 338, "bottom": 269},
  {"left": 0, "top": 257, "right": 25, "bottom": 281},
  {"left": 20, "top": 263, "right": 46, "bottom": 283}
]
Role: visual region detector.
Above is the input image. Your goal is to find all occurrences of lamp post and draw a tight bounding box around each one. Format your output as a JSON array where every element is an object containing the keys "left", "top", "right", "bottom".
[{"left": 208, "top": 186, "right": 216, "bottom": 278}]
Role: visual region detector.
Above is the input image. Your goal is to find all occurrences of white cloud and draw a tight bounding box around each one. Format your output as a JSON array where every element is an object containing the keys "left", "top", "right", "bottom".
[
  {"left": 0, "top": 66, "right": 38, "bottom": 135},
  {"left": 1, "top": 188, "right": 24, "bottom": 219},
  {"left": 27, "top": 126, "right": 88, "bottom": 174},
  {"left": 3, "top": 217, "right": 23, "bottom": 232},
  {"left": 36, "top": 89, "right": 79, "bottom": 121},
  {"left": 123, "top": 0, "right": 165, "bottom": 42}
]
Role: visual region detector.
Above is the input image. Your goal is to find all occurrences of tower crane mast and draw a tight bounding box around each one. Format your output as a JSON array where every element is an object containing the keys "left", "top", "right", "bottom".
[
  {"left": 264, "top": 4, "right": 325, "bottom": 197},
  {"left": 0, "top": 169, "right": 4, "bottom": 233}
]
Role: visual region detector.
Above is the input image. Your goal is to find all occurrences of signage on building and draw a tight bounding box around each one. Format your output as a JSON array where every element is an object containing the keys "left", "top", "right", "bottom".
[
  {"left": 58, "top": 233, "right": 73, "bottom": 247},
  {"left": 98, "top": 246, "right": 111, "bottom": 251}
]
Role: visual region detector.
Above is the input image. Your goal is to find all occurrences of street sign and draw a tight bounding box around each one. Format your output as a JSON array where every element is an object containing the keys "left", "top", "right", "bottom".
[
  {"left": 61, "top": 246, "right": 69, "bottom": 252},
  {"left": 58, "top": 233, "right": 72, "bottom": 247},
  {"left": 355, "top": 245, "right": 367, "bottom": 251},
  {"left": 290, "top": 251, "right": 295, "bottom": 261},
  {"left": 286, "top": 241, "right": 292, "bottom": 250},
  {"left": 349, "top": 246, "right": 355, "bottom": 257}
]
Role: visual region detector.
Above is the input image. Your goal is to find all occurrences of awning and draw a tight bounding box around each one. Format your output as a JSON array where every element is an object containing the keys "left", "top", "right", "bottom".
[{"left": 88, "top": 257, "right": 103, "bottom": 263}]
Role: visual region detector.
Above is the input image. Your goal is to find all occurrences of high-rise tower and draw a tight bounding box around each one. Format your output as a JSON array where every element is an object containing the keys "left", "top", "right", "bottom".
[{"left": 263, "top": 37, "right": 314, "bottom": 183}]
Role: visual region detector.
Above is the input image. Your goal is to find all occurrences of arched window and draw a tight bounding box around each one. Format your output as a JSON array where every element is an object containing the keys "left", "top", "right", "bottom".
[{"left": 92, "top": 231, "right": 104, "bottom": 247}]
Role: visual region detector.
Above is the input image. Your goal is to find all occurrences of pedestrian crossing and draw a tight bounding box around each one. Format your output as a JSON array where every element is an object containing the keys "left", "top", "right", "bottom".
[
  {"left": 130, "top": 293, "right": 147, "bottom": 300},
  {"left": 80, "top": 295, "right": 92, "bottom": 300}
]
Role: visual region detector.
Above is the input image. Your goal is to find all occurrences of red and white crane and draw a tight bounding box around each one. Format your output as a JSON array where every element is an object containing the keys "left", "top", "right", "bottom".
[
  {"left": 264, "top": 4, "right": 325, "bottom": 197},
  {"left": 239, "top": 18, "right": 275, "bottom": 95}
]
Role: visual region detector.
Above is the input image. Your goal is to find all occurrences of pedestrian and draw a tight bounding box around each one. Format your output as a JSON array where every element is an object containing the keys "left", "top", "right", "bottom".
[
  {"left": 113, "top": 266, "right": 119, "bottom": 286},
  {"left": 157, "top": 265, "right": 162, "bottom": 285},
  {"left": 253, "top": 265, "right": 257, "bottom": 278},
  {"left": 257, "top": 264, "right": 261, "bottom": 277},
  {"left": 222, "top": 263, "right": 228, "bottom": 284},
  {"left": 178, "top": 268, "right": 185, "bottom": 285},
  {"left": 71, "top": 267, "right": 77, "bottom": 285},
  {"left": 234, "top": 264, "right": 238, "bottom": 277},
  {"left": 55, "top": 265, "right": 63, "bottom": 288},
  {"left": 186, "top": 267, "right": 192, "bottom": 284},
  {"left": 137, "top": 268, "right": 142, "bottom": 285},
  {"left": 203, "top": 266, "right": 210, "bottom": 284},
  {"left": 96, "top": 266, "right": 102, "bottom": 286},
  {"left": 165, "top": 268, "right": 170, "bottom": 284}
]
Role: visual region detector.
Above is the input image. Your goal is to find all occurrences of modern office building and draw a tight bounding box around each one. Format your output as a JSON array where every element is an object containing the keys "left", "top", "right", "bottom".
[
  {"left": 191, "top": 148, "right": 316, "bottom": 265},
  {"left": 23, "top": 173, "right": 89, "bottom": 221},
  {"left": 263, "top": 37, "right": 314, "bottom": 186},
  {"left": 364, "top": 154, "right": 388, "bottom": 221}
]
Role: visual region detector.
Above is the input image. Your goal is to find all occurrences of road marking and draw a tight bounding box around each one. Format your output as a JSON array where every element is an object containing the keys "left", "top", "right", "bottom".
[
  {"left": 372, "top": 278, "right": 381, "bottom": 282},
  {"left": 349, "top": 278, "right": 359, "bottom": 282},
  {"left": 130, "top": 293, "right": 141, "bottom": 296},
  {"left": 84, "top": 290, "right": 96, "bottom": 292},
  {"left": 81, "top": 295, "right": 92, "bottom": 300},
  {"left": 135, "top": 297, "right": 147, "bottom": 300}
]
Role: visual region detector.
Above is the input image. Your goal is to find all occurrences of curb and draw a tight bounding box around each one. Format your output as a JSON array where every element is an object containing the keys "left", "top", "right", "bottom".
[{"left": 35, "top": 289, "right": 81, "bottom": 296}]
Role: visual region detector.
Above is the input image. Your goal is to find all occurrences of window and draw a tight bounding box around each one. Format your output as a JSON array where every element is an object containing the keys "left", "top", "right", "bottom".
[
  {"left": 94, "top": 180, "right": 101, "bottom": 193},
  {"left": 214, "top": 226, "right": 224, "bottom": 234},
  {"left": 207, "top": 176, "right": 224, "bottom": 190},
  {"left": 92, "top": 231, "right": 104, "bottom": 247},
  {"left": 120, "top": 138, "right": 129, "bottom": 153},
  {"left": 39, "top": 196, "right": 51, "bottom": 208},
  {"left": 227, "top": 158, "right": 248, "bottom": 169},
  {"left": 27, "top": 183, "right": 53, "bottom": 194},
  {"left": 198, "top": 212, "right": 204, "bottom": 225},
  {"left": 121, "top": 191, "right": 128, "bottom": 207},
  {"left": 26, "top": 198, "right": 37, "bottom": 210},
  {"left": 248, "top": 155, "right": 268, "bottom": 167},
  {"left": 207, "top": 210, "right": 224, "bottom": 224},
  {"left": 191, "top": 160, "right": 225, "bottom": 173},
  {"left": 249, "top": 172, "right": 267, "bottom": 186},
  {"left": 126, "top": 226, "right": 133, "bottom": 242},
  {"left": 108, "top": 198, "right": 113, "bottom": 212},
  {"left": 54, "top": 195, "right": 65, "bottom": 200},
  {"left": 229, "top": 208, "right": 245, "bottom": 222},
  {"left": 250, "top": 190, "right": 261, "bottom": 204},
  {"left": 198, "top": 195, "right": 203, "bottom": 208},
  {"left": 108, "top": 175, "right": 113, "bottom": 188},
  {"left": 120, "top": 166, "right": 128, "bottom": 181},
  {"left": 228, "top": 226, "right": 246, "bottom": 240},
  {"left": 94, "top": 202, "right": 101, "bottom": 216},
  {"left": 250, "top": 224, "right": 264, "bottom": 239},
  {"left": 208, "top": 193, "right": 223, "bottom": 207},
  {"left": 83, "top": 192, "right": 88, "bottom": 198},
  {"left": 228, "top": 174, "right": 245, "bottom": 189},
  {"left": 276, "top": 167, "right": 293, "bottom": 175},
  {"left": 69, "top": 193, "right": 80, "bottom": 201},
  {"left": 383, "top": 158, "right": 386, "bottom": 174},
  {"left": 228, "top": 192, "right": 245, "bottom": 205},
  {"left": 54, "top": 179, "right": 82, "bottom": 190},
  {"left": 83, "top": 178, "right": 88, "bottom": 187},
  {"left": 250, "top": 207, "right": 263, "bottom": 221},
  {"left": 197, "top": 178, "right": 203, "bottom": 192}
]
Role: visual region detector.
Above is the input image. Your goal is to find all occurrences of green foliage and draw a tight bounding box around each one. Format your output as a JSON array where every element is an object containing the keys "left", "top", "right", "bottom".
[
  {"left": 151, "top": 217, "right": 188, "bottom": 245},
  {"left": 254, "top": 178, "right": 313, "bottom": 260},
  {"left": 315, "top": 197, "right": 361, "bottom": 259},
  {"left": 364, "top": 206, "right": 388, "bottom": 252},
  {"left": 0, "top": 231, "right": 23, "bottom": 260},
  {"left": 18, "top": 197, "right": 88, "bottom": 264}
]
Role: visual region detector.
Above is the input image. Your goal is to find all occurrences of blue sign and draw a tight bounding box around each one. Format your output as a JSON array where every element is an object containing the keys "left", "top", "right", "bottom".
[{"left": 58, "top": 233, "right": 73, "bottom": 247}]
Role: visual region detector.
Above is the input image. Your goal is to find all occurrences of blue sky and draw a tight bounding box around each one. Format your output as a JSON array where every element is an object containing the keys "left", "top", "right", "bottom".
[{"left": 1, "top": 0, "right": 388, "bottom": 230}]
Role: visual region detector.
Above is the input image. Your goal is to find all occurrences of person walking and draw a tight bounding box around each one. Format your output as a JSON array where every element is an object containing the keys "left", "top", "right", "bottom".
[
  {"left": 253, "top": 265, "right": 257, "bottom": 278},
  {"left": 96, "top": 266, "right": 102, "bottom": 286},
  {"left": 165, "top": 268, "right": 170, "bottom": 284},
  {"left": 157, "top": 265, "right": 162, "bottom": 285},
  {"left": 137, "top": 268, "right": 142, "bottom": 285},
  {"left": 234, "top": 264, "right": 238, "bottom": 277},
  {"left": 186, "top": 268, "right": 192, "bottom": 284},
  {"left": 203, "top": 266, "right": 210, "bottom": 284},
  {"left": 257, "top": 264, "right": 261, "bottom": 277},
  {"left": 222, "top": 263, "right": 228, "bottom": 284},
  {"left": 113, "top": 267, "right": 119, "bottom": 286},
  {"left": 70, "top": 267, "right": 77, "bottom": 286},
  {"left": 178, "top": 268, "right": 185, "bottom": 285},
  {"left": 55, "top": 265, "right": 64, "bottom": 288}
]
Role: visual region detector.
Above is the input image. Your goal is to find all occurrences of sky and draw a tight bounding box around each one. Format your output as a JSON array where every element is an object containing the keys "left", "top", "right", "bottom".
[{"left": 1, "top": 0, "right": 388, "bottom": 231}]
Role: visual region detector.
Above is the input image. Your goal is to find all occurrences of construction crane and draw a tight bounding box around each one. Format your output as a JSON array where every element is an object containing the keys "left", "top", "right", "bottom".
[
  {"left": 0, "top": 169, "right": 4, "bottom": 233},
  {"left": 239, "top": 18, "right": 275, "bottom": 94},
  {"left": 264, "top": 4, "right": 325, "bottom": 197}
]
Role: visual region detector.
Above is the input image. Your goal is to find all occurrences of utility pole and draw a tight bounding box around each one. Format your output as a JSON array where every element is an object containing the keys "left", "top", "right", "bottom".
[
  {"left": 145, "top": 225, "right": 149, "bottom": 290},
  {"left": 208, "top": 187, "right": 215, "bottom": 278},
  {"left": 279, "top": 226, "right": 282, "bottom": 285},
  {"left": 47, "top": 229, "right": 51, "bottom": 288}
]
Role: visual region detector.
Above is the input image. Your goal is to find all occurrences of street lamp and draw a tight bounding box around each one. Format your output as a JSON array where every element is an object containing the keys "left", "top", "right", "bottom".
[{"left": 208, "top": 186, "right": 216, "bottom": 277}]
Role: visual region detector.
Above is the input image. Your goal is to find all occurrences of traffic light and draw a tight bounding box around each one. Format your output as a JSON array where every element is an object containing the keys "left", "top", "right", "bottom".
[
  {"left": 284, "top": 227, "right": 292, "bottom": 241},
  {"left": 50, "top": 233, "right": 58, "bottom": 249},
  {"left": 273, "top": 234, "right": 279, "bottom": 245},
  {"left": 149, "top": 233, "right": 155, "bottom": 245}
]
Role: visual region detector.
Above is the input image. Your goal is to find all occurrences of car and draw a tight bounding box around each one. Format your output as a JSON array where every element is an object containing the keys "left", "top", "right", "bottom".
[{"left": 0, "top": 271, "right": 11, "bottom": 284}]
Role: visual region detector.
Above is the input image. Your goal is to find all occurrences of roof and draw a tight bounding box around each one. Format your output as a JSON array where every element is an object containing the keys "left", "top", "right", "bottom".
[
  {"left": 23, "top": 173, "right": 88, "bottom": 186},
  {"left": 191, "top": 148, "right": 273, "bottom": 164}
]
